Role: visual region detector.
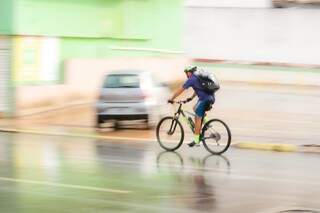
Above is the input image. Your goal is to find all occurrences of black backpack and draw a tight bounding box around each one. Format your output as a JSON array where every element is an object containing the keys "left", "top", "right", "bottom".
[{"left": 195, "top": 72, "right": 220, "bottom": 94}]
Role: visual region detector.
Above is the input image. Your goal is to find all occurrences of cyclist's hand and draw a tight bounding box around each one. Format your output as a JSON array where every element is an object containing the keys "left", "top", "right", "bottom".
[
  {"left": 167, "top": 99, "right": 174, "bottom": 104},
  {"left": 186, "top": 97, "right": 193, "bottom": 102}
]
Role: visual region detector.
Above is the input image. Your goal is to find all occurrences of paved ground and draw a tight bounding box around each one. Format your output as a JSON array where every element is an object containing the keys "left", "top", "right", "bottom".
[
  {"left": 0, "top": 132, "right": 319, "bottom": 213},
  {"left": 1, "top": 82, "right": 320, "bottom": 212}
]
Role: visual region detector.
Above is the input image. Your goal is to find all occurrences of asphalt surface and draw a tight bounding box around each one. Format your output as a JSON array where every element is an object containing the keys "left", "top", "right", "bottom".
[{"left": 0, "top": 132, "right": 319, "bottom": 213}]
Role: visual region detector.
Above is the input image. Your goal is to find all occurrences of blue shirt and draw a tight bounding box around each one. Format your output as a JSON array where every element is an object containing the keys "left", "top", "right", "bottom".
[{"left": 183, "top": 74, "right": 215, "bottom": 101}]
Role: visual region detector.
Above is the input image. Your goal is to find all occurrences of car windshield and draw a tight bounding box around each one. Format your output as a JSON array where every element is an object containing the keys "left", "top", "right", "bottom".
[{"left": 103, "top": 74, "right": 140, "bottom": 88}]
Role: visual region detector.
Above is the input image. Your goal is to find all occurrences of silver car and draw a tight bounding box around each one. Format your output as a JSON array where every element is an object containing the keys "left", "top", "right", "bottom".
[
  {"left": 273, "top": 0, "right": 320, "bottom": 7},
  {"left": 96, "top": 70, "right": 171, "bottom": 129}
]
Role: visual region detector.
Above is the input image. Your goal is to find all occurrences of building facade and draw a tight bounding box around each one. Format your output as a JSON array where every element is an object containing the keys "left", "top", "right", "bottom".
[{"left": 0, "top": 0, "right": 184, "bottom": 116}]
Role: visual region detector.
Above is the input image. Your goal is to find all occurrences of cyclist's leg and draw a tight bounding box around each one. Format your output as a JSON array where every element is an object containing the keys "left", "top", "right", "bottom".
[
  {"left": 195, "top": 100, "right": 202, "bottom": 140},
  {"left": 189, "top": 100, "right": 207, "bottom": 147},
  {"left": 194, "top": 116, "right": 202, "bottom": 140},
  {"left": 203, "top": 112, "right": 209, "bottom": 124},
  {"left": 203, "top": 97, "right": 215, "bottom": 123}
]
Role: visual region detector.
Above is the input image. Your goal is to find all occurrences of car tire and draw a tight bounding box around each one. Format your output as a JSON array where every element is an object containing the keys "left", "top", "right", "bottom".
[
  {"left": 272, "top": 0, "right": 287, "bottom": 8},
  {"left": 96, "top": 115, "right": 104, "bottom": 128},
  {"left": 146, "top": 111, "right": 160, "bottom": 130},
  {"left": 113, "top": 120, "right": 120, "bottom": 130},
  {"left": 146, "top": 120, "right": 156, "bottom": 130}
]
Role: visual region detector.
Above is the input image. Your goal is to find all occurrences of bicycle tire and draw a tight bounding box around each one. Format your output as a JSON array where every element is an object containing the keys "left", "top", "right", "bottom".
[
  {"left": 156, "top": 116, "right": 184, "bottom": 151},
  {"left": 201, "top": 119, "right": 231, "bottom": 155}
]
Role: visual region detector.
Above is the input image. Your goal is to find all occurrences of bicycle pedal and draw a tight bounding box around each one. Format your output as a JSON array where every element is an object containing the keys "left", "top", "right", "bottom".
[{"left": 188, "top": 141, "right": 201, "bottom": 147}]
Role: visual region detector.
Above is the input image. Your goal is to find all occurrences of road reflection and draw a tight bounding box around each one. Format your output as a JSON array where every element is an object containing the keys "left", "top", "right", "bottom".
[
  {"left": 156, "top": 151, "right": 184, "bottom": 172},
  {"left": 156, "top": 151, "right": 231, "bottom": 211}
]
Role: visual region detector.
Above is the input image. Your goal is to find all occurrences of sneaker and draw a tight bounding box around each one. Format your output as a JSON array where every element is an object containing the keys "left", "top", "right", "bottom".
[{"left": 188, "top": 141, "right": 200, "bottom": 147}]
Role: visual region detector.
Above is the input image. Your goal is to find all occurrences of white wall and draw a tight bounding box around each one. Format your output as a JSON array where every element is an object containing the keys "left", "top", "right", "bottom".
[
  {"left": 16, "top": 57, "right": 190, "bottom": 113},
  {"left": 185, "top": 7, "right": 320, "bottom": 65},
  {"left": 185, "top": 0, "right": 272, "bottom": 8},
  {"left": 64, "top": 57, "right": 189, "bottom": 96}
]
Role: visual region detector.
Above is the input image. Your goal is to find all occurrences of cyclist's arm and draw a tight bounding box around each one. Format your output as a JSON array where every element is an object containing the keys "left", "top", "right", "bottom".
[
  {"left": 169, "top": 87, "right": 185, "bottom": 101},
  {"left": 190, "top": 92, "right": 197, "bottom": 100},
  {"left": 184, "top": 92, "right": 197, "bottom": 102}
]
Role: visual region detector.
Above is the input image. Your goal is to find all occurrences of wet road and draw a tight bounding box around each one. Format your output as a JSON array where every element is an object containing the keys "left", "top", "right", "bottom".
[{"left": 0, "top": 132, "right": 319, "bottom": 213}]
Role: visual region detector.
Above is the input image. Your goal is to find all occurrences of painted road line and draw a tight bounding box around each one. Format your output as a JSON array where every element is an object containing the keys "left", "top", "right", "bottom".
[
  {"left": 234, "top": 142, "right": 298, "bottom": 152},
  {"left": 0, "top": 177, "right": 132, "bottom": 194}
]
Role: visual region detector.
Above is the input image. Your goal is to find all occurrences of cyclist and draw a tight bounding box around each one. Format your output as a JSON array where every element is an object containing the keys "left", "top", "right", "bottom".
[{"left": 168, "top": 66, "right": 215, "bottom": 147}]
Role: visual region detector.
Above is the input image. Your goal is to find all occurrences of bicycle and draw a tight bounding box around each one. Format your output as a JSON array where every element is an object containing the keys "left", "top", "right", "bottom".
[{"left": 156, "top": 100, "right": 231, "bottom": 155}]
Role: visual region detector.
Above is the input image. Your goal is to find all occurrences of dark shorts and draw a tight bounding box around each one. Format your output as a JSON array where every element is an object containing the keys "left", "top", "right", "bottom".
[{"left": 194, "top": 99, "right": 214, "bottom": 117}]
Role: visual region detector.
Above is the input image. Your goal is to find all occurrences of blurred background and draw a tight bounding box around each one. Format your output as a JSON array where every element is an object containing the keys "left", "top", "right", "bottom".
[
  {"left": 1, "top": 1, "right": 320, "bottom": 212},
  {"left": 1, "top": 0, "right": 320, "bottom": 129}
]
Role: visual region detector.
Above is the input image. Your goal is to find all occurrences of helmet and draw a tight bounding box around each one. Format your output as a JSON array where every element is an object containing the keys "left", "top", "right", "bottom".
[{"left": 184, "top": 66, "right": 197, "bottom": 73}]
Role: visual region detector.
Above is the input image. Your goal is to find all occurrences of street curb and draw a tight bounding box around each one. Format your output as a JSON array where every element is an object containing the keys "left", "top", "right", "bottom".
[
  {"left": 233, "top": 142, "right": 298, "bottom": 152},
  {"left": 0, "top": 127, "right": 154, "bottom": 143}
]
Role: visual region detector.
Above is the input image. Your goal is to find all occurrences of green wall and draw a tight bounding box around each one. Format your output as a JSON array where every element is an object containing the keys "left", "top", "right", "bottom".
[
  {"left": 59, "top": 0, "right": 183, "bottom": 60},
  {"left": 2, "top": 0, "right": 183, "bottom": 84},
  {"left": 13, "top": 0, "right": 182, "bottom": 52},
  {"left": 0, "top": 0, "right": 14, "bottom": 33},
  {"left": 14, "top": 0, "right": 150, "bottom": 39}
]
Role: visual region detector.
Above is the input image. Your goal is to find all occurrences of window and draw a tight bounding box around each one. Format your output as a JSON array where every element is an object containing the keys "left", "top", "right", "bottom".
[{"left": 103, "top": 74, "right": 140, "bottom": 88}]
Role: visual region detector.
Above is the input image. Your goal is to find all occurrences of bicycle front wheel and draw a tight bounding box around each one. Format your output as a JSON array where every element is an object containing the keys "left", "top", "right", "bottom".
[
  {"left": 156, "top": 116, "right": 184, "bottom": 151},
  {"left": 202, "top": 119, "right": 231, "bottom": 155}
]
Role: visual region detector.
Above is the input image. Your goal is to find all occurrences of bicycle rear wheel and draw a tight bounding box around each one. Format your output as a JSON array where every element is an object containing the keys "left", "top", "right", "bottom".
[
  {"left": 201, "top": 119, "right": 231, "bottom": 155},
  {"left": 156, "top": 116, "right": 184, "bottom": 151}
]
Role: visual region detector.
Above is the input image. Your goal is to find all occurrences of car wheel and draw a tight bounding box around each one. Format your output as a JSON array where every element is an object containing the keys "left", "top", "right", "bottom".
[
  {"left": 146, "top": 120, "right": 156, "bottom": 130},
  {"left": 146, "top": 112, "right": 160, "bottom": 130},
  {"left": 96, "top": 115, "right": 104, "bottom": 128},
  {"left": 114, "top": 120, "right": 121, "bottom": 130},
  {"left": 272, "top": 0, "right": 287, "bottom": 8}
]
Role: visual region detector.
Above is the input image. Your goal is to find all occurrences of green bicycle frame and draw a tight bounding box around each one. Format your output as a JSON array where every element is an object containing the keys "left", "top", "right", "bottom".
[
  {"left": 169, "top": 103, "right": 196, "bottom": 134},
  {"left": 168, "top": 102, "right": 209, "bottom": 136}
]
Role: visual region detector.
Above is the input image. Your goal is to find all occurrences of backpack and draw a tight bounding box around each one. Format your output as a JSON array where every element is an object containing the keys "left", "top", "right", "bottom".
[{"left": 194, "top": 69, "right": 220, "bottom": 94}]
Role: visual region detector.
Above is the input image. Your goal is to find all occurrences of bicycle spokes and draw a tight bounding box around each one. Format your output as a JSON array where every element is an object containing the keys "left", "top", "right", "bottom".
[
  {"left": 156, "top": 117, "right": 184, "bottom": 151},
  {"left": 202, "top": 119, "right": 231, "bottom": 155},
  {"left": 168, "top": 119, "right": 178, "bottom": 134}
]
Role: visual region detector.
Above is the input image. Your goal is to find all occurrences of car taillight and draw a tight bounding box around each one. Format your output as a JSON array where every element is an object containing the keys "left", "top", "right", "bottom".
[
  {"left": 142, "top": 90, "right": 156, "bottom": 103},
  {"left": 140, "top": 91, "right": 148, "bottom": 100}
]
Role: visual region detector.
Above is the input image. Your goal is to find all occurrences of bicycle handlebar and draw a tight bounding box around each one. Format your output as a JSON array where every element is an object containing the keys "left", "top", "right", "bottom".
[{"left": 168, "top": 100, "right": 189, "bottom": 105}]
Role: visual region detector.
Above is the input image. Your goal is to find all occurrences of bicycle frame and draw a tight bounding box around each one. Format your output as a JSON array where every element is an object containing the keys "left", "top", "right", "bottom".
[
  {"left": 168, "top": 101, "right": 210, "bottom": 137},
  {"left": 169, "top": 103, "right": 196, "bottom": 134}
]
